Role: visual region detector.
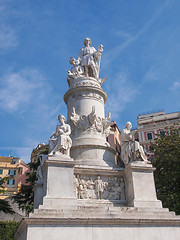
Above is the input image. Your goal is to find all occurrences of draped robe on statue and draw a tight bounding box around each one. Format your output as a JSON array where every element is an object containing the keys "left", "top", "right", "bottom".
[
  {"left": 121, "top": 128, "right": 147, "bottom": 164},
  {"left": 78, "top": 46, "right": 99, "bottom": 78},
  {"left": 49, "top": 124, "right": 72, "bottom": 154}
]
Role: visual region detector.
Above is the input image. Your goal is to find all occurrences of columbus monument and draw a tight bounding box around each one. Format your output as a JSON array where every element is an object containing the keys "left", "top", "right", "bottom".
[{"left": 15, "top": 38, "right": 180, "bottom": 240}]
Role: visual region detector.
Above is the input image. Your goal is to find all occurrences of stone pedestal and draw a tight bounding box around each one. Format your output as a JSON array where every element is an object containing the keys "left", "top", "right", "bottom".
[
  {"left": 39, "top": 155, "right": 77, "bottom": 210},
  {"left": 125, "top": 161, "right": 162, "bottom": 208}
]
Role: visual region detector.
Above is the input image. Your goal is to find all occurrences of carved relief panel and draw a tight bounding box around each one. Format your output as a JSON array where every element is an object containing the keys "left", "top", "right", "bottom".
[
  {"left": 70, "top": 106, "right": 115, "bottom": 137},
  {"left": 74, "top": 175, "right": 126, "bottom": 201}
]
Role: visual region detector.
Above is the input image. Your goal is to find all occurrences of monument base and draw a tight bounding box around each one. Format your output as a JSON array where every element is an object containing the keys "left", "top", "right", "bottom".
[{"left": 15, "top": 207, "right": 180, "bottom": 240}]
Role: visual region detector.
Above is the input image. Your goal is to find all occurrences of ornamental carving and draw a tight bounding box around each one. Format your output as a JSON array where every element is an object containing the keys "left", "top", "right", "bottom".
[
  {"left": 74, "top": 175, "right": 126, "bottom": 201},
  {"left": 69, "top": 80, "right": 101, "bottom": 89},
  {"left": 68, "top": 91, "right": 104, "bottom": 103},
  {"left": 70, "top": 106, "right": 115, "bottom": 136}
]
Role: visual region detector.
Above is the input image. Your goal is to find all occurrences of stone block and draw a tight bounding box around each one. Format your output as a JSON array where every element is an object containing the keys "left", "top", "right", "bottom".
[{"left": 125, "top": 161, "right": 162, "bottom": 208}]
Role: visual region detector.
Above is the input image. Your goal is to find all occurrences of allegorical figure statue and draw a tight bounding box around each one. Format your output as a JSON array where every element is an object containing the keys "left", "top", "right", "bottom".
[
  {"left": 78, "top": 38, "right": 103, "bottom": 79},
  {"left": 67, "top": 56, "right": 84, "bottom": 78},
  {"left": 49, "top": 115, "right": 72, "bottom": 156},
  {"left": 121, "top": 121, "right": 149, "bottom": 164}
]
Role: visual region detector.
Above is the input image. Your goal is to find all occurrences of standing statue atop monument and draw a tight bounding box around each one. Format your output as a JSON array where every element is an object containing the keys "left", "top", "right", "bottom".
[
  {"left": 49, "top": 115, "right": 72, "bottom": 156},
  {"left": 68, "top": 38, "right": 103, "bottom": 79},
  {"left": 121, "top": 121, "right": 149, "bottom": 165},
  {"left": 78, "top": 38, "right": 103, "bottom": 79}
]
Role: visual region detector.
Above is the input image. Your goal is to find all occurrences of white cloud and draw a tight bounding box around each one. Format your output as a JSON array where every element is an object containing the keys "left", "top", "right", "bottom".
[
  {"left": 0, "top": 68, "right": 62, "bottom": 130},
  {"left": 0, "top": 25, "right": 18, "bottom": 50},
  {"left": 105, "top": 71, "right": 139, "bottom": 119},
  {"left": 170, "top": 81, "right": 180, "bottom": 91},
  {"left": 0, "top": 68, "right": 62, "bottom": 158},
  {"left": 115, "top": 30, "right": 132, "bottom": 39},
  {"left": 0, "top": 68, "right": 47, "bottom": 112},
  {"left": 0, "top": 147, "right": 32, "bottom": 163},
  {"left": 143, "top": 67, "right": 161, "bottom": 83},
  {"left": 0, "top": 1, "right": 18, "bottom": 51}
]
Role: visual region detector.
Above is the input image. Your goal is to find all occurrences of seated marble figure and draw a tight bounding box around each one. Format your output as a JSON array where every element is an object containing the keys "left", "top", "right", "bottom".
[
  {"left": 121, "top": 121, "right": 149, "bottom": 164},
  {"left": 49, "top": 115, "right": 72, "bottom": 156}
]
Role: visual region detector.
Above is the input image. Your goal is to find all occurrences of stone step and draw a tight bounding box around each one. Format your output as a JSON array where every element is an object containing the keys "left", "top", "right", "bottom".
[{"left": 32, "top": 206, "right": 176, "bottom": 219}]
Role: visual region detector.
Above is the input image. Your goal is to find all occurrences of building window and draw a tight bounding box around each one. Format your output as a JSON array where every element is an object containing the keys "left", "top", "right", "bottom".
[
  {"left": 0, "top": 169, "right": 3, "bottom": 174},
  {"left": 8, "top": 170, "right": 16, "bottom": 176},
  {"left": 25, "top": 179, "right": 29, "bottom": 183},
  {"left": 147, "top": 132, "right": 153, "bottom": 140},
  {"left": 7, "top": 179, "right": 15, "bottom": 185},
  {"left": 160, "top": 130, "right": 165, "bottom": 136},
  {"left": 18, "top": 168, "right": 22, "bottom": 175}
]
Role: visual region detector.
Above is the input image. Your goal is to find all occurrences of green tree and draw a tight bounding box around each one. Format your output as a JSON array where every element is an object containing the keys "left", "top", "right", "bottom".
[
  {"left": 152, "top": 127, "right": 180, "bottom": 215},
  {"left": 12, "top": 159, "right": 40, "bottom": 216},
  {"left": 12, "top": 145, "right": 49, "bottom": 216},
  {"left": 0, "top": 221, "right": 19, "bottom": 240},
  {"left": 0, "top": 177, "right": 15, "bottom": 214}
]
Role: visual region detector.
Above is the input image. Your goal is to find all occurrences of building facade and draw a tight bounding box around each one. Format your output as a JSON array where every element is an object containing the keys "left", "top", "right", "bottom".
[
  {"left": 137, "top": 111, "right": 180, "bottom": 160},
  {"left": 107, "top": 123, "right": 121, "bottom": 153},
  {"left": 0, "top": 156, "right": 30, "bottom": 199}
]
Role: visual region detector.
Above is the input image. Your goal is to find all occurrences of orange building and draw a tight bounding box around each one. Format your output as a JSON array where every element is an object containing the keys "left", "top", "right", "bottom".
[{"left": 0, "top": 156, "right": 30, "bottom": 199}]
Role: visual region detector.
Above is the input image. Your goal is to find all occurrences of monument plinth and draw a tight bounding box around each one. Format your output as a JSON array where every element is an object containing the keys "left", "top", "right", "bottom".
[{"left": 15, "top": 38, "right": 180, "bottom": 240}]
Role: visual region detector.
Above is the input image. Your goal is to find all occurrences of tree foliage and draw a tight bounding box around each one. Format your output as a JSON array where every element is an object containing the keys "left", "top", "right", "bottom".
[
  {"left": 12, "top": 161, "right": 38, "bottom": 216},
  {"left": 0, "top": 177, "right": 15, "bottom": 214},
  {"left": 12, "top": 145, "right": 49, "bottom": 216},
  {"left": 0, "top": 199, "right": 15, "bottom": 215},
  {"left": 0, "top": 221, "right": 19, "bottom": 240},
  {"left": 152, "top": 127, "right": 180, "bottom": 215}
]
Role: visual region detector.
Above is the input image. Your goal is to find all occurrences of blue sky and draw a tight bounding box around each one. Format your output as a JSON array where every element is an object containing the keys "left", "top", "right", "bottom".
[{"left": 0, "top": 0, "right": 179, "bottom": 162}]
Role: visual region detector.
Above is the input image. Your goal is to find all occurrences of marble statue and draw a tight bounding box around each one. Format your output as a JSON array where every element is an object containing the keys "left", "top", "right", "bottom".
[
  {"left": 36, "top": 154, "right": 48, "bottom": 184},
  {"left": 95, "top": 176, "right": 105, "bottom": 199},
  {"left": 68, "top": 56, "right": 84, "bottom": 78},
  {"left": 78, "top": 38, "right": 103, "bottom": 79},
  {"left": 67, "top": 38, "right": 105, "bottom": 83},
  {"left": 121, "top": 121, "right": 149, "bottom": 164},
  {"left": 49, "top": 115, "right": 72, "bottom": 156}
]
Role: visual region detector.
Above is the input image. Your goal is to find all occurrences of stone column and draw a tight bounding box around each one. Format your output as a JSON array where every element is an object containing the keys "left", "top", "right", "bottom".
[
  {"left": 124, "top": 161, "right": 162, "bottom": 208},
  {"left": 64, "top": 76, "right": 116, "bottom": 167}
]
